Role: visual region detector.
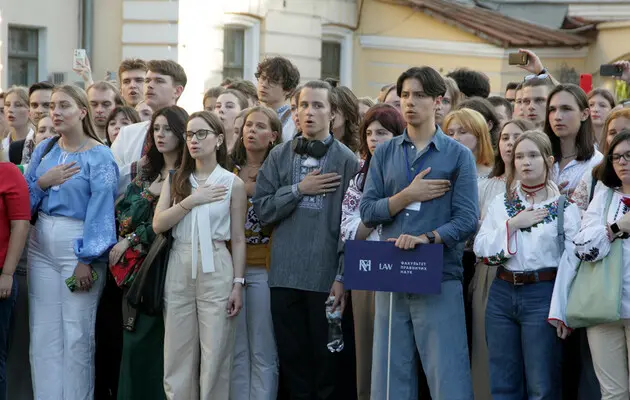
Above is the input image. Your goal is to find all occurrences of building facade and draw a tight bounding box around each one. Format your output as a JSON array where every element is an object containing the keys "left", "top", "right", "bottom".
[{"left": 1, "top": 0, "right": 630, "bottom": 109}]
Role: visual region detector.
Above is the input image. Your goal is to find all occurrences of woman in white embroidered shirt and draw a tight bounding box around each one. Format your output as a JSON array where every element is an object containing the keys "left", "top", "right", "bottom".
[
  {"left": 544, "top": 84, "right": 602, "bottom": 197},
  {"left": 552, "top": 130, "right": 630, "bottom": 399},
  {"left": 470, "top": 118, "right": 535, "bottom": 400},
  {"left": 474, "top": 130, "right": 580, "bottom": 399},
  {"left": 153, "top": 111, "right": 247, "bottom": 400}
]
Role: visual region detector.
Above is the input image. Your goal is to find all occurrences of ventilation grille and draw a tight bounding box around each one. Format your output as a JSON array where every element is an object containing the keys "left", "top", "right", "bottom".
[{"left": 47, "top": 72, "right": 66, "bottom": 84}]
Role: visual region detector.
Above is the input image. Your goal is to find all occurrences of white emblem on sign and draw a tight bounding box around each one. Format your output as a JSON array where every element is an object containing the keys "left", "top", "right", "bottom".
[{"left": 359, "top": 259, "right": 371, "bottom": 272}]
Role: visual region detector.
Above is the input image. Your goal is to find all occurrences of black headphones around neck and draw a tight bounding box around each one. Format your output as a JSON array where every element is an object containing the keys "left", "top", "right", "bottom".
[{"left": 291, "top": 135, "right": 332, "bottom": 159}]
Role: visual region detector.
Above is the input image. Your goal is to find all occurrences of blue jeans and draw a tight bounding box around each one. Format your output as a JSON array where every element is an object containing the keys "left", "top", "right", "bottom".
[
  {"left": 485, "top": 278, "right": 561, "bottom": 400},
  {"left": 0, "top": 277, "right": 18, "bottom": 400},
  {"left": 371, "top": 280, "right": 473, "bottom": 400}
]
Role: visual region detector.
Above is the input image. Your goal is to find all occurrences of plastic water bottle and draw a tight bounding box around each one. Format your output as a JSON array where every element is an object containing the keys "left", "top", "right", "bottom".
[{"left": 325, "top": 296, "right": 344, "bottom": 352}]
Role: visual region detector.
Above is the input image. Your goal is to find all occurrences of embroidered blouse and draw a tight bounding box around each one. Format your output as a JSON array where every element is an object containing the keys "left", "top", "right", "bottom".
[
  {"left": 551, "top": 188, "right": 630, "bottom": 322},
  {"left": 571, "top": 169, "right": 606, "bottom": 214},
  {"left": 473, "top": 184, "right": 581, "bottom": 272},
  {"left": 173, "top": 166, "right": 235, "bottom": 278},
  {"left": 25, "top": 138, "right": 119, "bottom": 264},
  {"left": 341, "top": 159, "right": 380, "bottom": 242},
  {"left": 111, "top": 175, "right": 159, "bottom": 286},
  {"left": 551, "top": 151, "right": 603, "bottom": 193},
  {"left": 233, "top": 165, "right": 272, "bottom": 268}
]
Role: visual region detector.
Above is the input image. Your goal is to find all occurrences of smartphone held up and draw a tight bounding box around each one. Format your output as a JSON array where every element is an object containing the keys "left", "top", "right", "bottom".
[{"left": 508, "top": 52, "right": 529, "bottom": 66}]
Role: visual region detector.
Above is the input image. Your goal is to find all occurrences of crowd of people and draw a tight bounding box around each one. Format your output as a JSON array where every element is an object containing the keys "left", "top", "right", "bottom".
[{"left": 1, "top": 47, "right": 630, "bottom": 400}]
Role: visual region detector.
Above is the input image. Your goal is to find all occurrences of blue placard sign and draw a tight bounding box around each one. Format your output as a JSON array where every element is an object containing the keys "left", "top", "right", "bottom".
[{"left": 344, "top": 240, "right": 444, "bottom": 294}]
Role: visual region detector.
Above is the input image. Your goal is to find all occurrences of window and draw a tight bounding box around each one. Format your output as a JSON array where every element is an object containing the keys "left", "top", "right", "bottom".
[
  {"left": 321, "top": 26, "right": 353, "bottom": 88},
  {"left": 321, "top": 41, "right": 341, "bottom": 82},
  {"left": 223, "top": 27, "right": 245, "bottom": 80},
  {"left": 8, "top": 26, "right": 39, "bottom": 86}
]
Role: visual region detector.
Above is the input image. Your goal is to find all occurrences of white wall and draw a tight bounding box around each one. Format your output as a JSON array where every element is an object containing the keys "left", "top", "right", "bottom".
[{"left": 0, "top": 0, "right": 80, "bottom": 89}]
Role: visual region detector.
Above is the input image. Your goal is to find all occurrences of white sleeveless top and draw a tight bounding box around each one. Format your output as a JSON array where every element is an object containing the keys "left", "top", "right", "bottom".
[{"left": 173, "top": 165, "right": 235, "bottom": 278}]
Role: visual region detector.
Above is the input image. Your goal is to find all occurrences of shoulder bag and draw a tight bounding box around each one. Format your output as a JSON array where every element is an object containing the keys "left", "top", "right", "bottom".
[{"left": 566, "top": 189, "right": 623, "bottom": 328}]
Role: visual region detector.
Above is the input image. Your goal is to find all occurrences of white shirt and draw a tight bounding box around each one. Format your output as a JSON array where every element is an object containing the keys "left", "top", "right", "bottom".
[
  {"left": 474, "top": 184, "right": 580, "bottom": 274},
  {"left": 551, "top": 188, "right": 630, "bottom": 325},
  {"left": 173, "top": 166, "right": 235, "bottom": 279},
  {"left": 110, "top": 121, "right": 150, "bottom": 194},
  {"left": 551, "top": 151, "right": 603, "bottom": 193}
]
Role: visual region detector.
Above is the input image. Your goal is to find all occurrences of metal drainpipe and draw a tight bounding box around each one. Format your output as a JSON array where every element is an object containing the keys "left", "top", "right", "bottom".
[{"left": 81, "top": 0, "right": 93, "bottom": 57}]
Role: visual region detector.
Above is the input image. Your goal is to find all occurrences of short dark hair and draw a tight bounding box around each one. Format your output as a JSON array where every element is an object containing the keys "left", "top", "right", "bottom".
[
  {"left": 29, "top": 81, "right": 54, "bottom": 97},
  {"left": 118, "top": 58, "right": 147, "bottom": 82},
  {"left": 516, "top": 82, "right": 524, "bottom": 91},
  {"left": 456, "top": 97, "right": 501, "bottom": 146},
  {"left": 227, "top": 79, "right": 258, "bottom": 102},
  {"left": 521, "top": 76, "right": 555, "bottom": 91},
  {"left": 488, "top": 96, "right": 513, "bottom": 118},
  {"left": 588, "top": 88, "right": 616, "bottom": 109},
  {"left": 256, "top": 57, "right": 300, "bottom": 94},
  {"left": 505, "top": 82, "right": 519, "bottom": 92},
  {"left": 446, "top": 68, "right": 490, "bottom": 98},
  {"left": 146, "top": 60, "right": 187, "bottom": 88},
  {"left": 599, "top": 130, "right": 630, "bottom": 189},
  {"left": 396, "top": 67, "right": 446, "bottom": 99},
  {"left": 543, "top": 83, "right": 595, "bottom": 162}
]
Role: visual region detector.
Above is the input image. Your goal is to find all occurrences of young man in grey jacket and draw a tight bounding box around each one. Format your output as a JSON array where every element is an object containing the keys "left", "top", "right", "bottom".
[{"left": 253, "top": 80, "right": 359, "bottom": 399}]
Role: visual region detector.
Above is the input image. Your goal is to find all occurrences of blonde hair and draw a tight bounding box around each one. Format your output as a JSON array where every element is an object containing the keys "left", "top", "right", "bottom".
[
  {"left": 443, "top": 108, "right": 494, "bottom": 167},
  {"left": 506, "top": 130, "right": 555, "bottom": 200}
]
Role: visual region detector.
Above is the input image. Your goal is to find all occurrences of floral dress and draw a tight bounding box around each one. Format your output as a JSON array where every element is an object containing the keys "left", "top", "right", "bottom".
[{"left": 111, "top": 175, "right": 158, "bottom": 287}]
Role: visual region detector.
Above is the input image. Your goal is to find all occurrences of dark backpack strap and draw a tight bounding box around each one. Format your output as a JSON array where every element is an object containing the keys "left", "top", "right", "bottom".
[
  {"left": 41, "top": 136, "right": 61, "bottom": 161},
  {"left": 557, "top": 195, "right": 567, "bottom": 254},
  {"left": 589, "top": 178, "right": 598, "bottom": 204}
]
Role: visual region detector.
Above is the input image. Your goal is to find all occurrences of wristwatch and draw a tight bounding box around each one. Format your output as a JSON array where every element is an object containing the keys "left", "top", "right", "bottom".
[
  {"left": 233, "top": 277, "right": 246, "bottom": 286},
  {"left": 425, "top": 231, "right": 436, "bottom": 244},
  {"left": 610, "top": 223, "right": 629, "bottom": 239}
]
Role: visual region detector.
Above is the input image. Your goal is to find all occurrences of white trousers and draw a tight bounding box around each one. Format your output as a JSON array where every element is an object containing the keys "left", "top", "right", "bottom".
[
  {"left": 587, "top": 320, "right": 630, "bottom": 400},
  {"left": 27, "top": 214, "right": 105, "bottom": 400},
  {"left": 230, "top": 267, "right": 279, "bottom": 400}
]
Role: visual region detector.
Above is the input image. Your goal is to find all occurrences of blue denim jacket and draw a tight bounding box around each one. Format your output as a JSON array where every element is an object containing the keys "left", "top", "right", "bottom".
[{"left": 359, "top": 127, "right": 479, "bottom": 281}]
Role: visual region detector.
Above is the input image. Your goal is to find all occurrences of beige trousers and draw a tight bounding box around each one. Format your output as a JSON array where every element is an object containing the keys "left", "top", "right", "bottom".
[
  {"left": 351, "top": 290, "right": 375, "bottom": 400},
  {"left": 587, "top": 320, "right": 630, "bottom": 400},
  {"left": 163, "top": 240, "right": 236, "bottom": 400},
  {"left": 470, "top": 262, "right": 497, "bottom": 400}
]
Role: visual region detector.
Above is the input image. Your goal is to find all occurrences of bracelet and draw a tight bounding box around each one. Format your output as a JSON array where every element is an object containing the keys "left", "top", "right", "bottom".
[
  {"left": 1, "top": 272, "right": 12, "bottom": 277},
  {"left": 179, "top": 203, "right": 191, "bottom": 212}
]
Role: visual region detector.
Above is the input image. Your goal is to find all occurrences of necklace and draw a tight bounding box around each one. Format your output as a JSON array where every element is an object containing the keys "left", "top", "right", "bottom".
[
  {"left": 191, "top": 171, "right": 209, "bottom": 184},
  {"left": 561, "top": 153, "right": 577, "bottom": 160},
  {"left": 521, "top": 182, "right": 546, "bottom": 197}
]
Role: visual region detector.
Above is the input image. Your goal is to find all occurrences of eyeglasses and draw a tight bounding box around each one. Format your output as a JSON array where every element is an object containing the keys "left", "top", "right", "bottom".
[
  {"left": 185, "top": 129, "right": 214, "bottom": 141},
  {"left": 610, "top": 152, "right": 630, "bottom": 163},
  {"left": 255, "top": 73, "right": 281, "bottom": 86}
]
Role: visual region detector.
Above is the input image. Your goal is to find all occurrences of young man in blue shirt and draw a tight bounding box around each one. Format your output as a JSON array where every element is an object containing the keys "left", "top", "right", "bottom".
[{"left": 360, "top": 66, "right": 478, "bottom": 400}]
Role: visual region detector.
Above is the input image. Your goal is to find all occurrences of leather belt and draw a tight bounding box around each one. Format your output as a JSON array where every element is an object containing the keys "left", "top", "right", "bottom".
[{"left": 496, "top": 266, "right": 557, "bottom": 286}]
